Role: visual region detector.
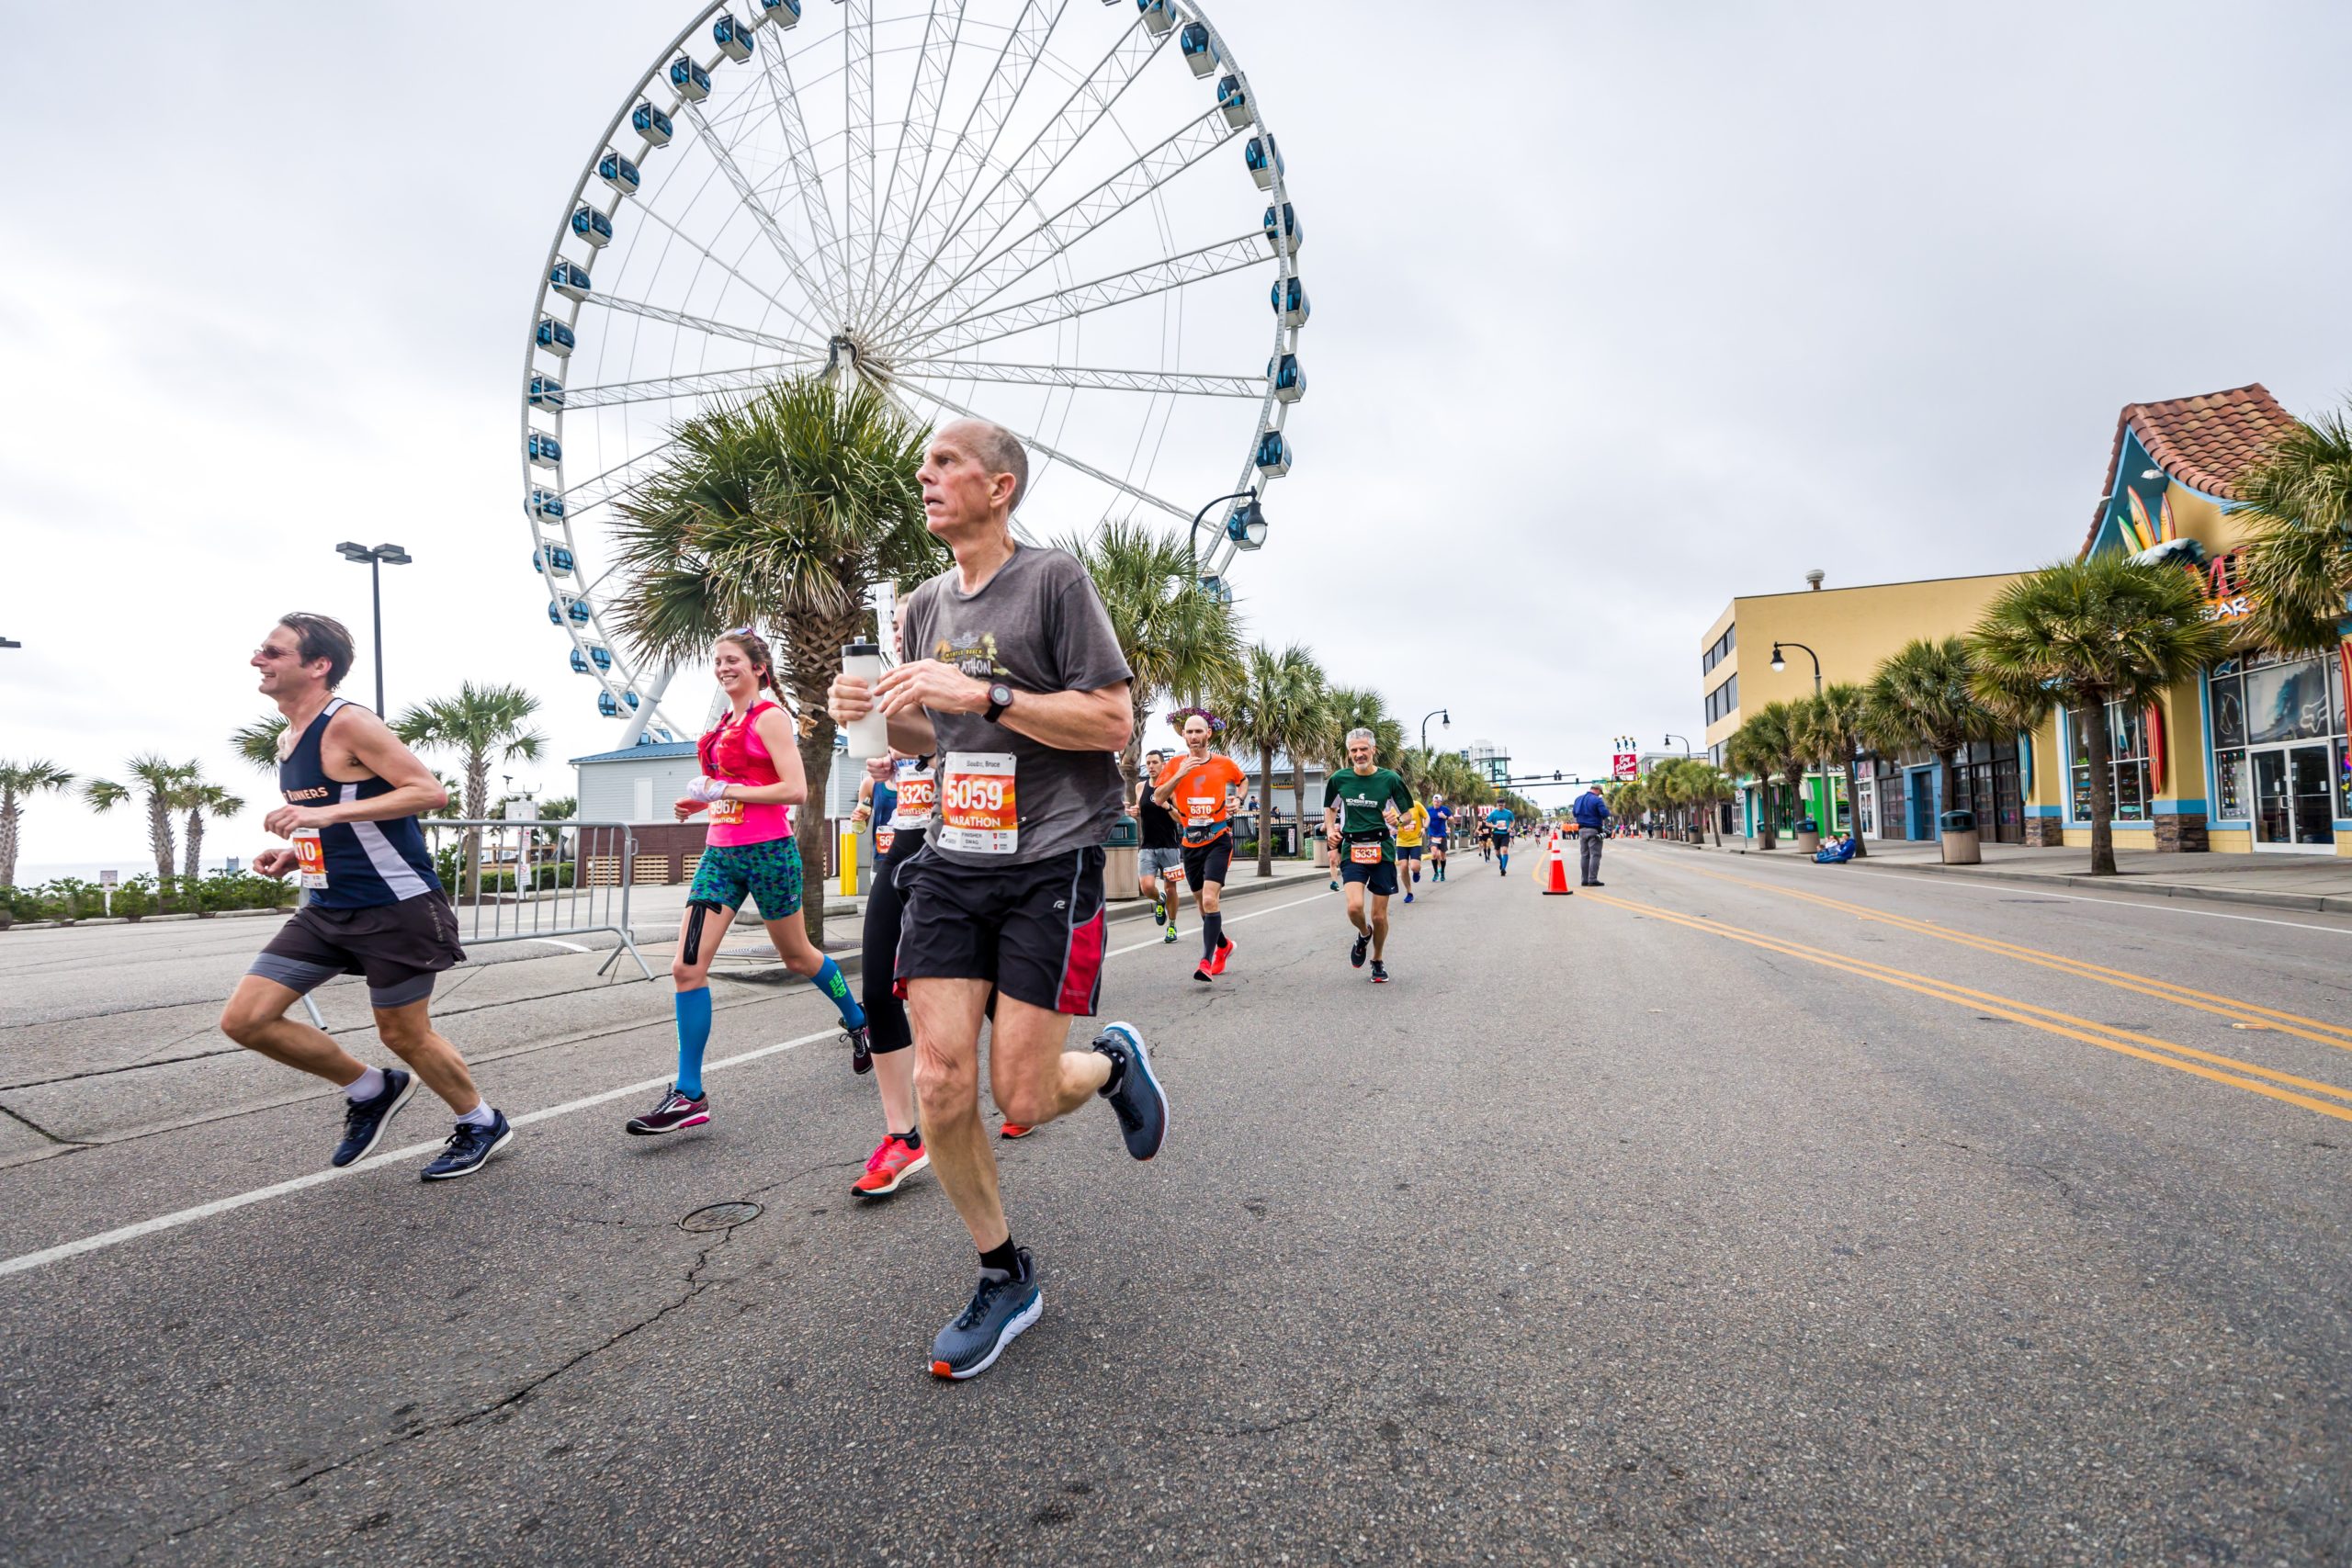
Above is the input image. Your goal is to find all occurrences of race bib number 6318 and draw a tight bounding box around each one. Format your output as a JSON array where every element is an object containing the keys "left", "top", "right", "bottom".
[{"left": 939, "top": 751, "right": 1018, "bottom": 854}]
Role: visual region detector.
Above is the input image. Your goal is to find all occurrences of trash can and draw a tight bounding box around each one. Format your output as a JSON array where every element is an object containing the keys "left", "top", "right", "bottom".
[
  {"left": 1314, "top": 834, "right": 1332, "bottom": 868},
  {"left": 1939, "top": 808, "right": 1981, "bottom": 865},
  {"left": 1105, "top": 814, "right": 1142, "bottom": 900},
  {"left": 1793, "top": 816, "right": 1821, "bottom": 855}
]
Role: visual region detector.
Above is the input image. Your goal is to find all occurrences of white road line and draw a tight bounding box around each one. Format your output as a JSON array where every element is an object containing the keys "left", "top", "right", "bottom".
[{"left": 0, "top": 883, "right": 1334, "bottom": 1282}]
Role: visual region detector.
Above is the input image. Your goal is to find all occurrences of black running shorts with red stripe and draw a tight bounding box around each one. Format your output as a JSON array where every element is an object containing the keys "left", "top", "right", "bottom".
[{"left": 892, "top": 845, "right": 1108, "bottom": 1016}]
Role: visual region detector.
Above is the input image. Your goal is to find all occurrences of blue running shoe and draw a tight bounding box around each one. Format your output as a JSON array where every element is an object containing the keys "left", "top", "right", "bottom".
[
  {"left": 931, "top": 1249, "right": 1043, "bottom": 1380},
  {"left": 421, "top": 1111, "right": 514, "bottom": 1181},
  {"left": 1091, "top": 1021, "right": 1168, "bottom": 1161},
  {"left": 331, "top": 1067, "right": 415, "bottom": 1168}
]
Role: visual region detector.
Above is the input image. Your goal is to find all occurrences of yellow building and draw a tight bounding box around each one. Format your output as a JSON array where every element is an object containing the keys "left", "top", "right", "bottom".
[
  {"left": 1699, "top": 571, "right": 2023, "bottom": 840},
  {"left": 2018, "top": 384, "right": 2346, "bottom": 855}
]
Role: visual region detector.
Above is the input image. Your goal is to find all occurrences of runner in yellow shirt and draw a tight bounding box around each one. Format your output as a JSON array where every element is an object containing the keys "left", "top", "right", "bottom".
[{"left": 1393, "top": 798, "right": 1429, "bottom": 903}]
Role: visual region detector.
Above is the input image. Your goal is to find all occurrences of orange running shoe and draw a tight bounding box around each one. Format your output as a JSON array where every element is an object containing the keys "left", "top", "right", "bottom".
[
  {"left": 853, "top": 1134, "right": 929, "bottom": 1197},
  {"left": 1207, "top": 938, "right": 1234, "bottom": 976},
  {"left": 999, "top": 1122, "right": 1035, "bottom": 1140}
]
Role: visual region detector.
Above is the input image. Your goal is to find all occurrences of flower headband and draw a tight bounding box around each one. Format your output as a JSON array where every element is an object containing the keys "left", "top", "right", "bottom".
[{"left": 1168, "top": 705, "right": 1225, "bottom": 734}]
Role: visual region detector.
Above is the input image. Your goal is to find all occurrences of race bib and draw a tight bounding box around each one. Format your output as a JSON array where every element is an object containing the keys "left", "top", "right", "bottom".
[
  {"left": 1350, "top": 840, "right": 1384, "bottom": 865},
  {"left": 1187, "top": 801, "right": 1216, "bottom": 826},
  {"left": 892, "top": 767, "right": 937, "bottom": 829},
  {"left": 875, "top": 828, "right": 896, "bottom": 856},
  {"left": 292, "top": 827, "right": 329, "bottom": 889},
  {"left": 938, "top": 751, "right": 1018, "bottom": 854},
  {"left": 707, "top": 796, "right": 744, "bottom": 827}
]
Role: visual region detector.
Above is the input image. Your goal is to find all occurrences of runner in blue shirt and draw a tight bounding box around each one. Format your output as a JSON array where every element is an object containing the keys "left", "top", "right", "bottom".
[
  {"left": 1425, "top": 795, "right": 1453, "bottom": 884},
  {"left": 1485, "top": 806, "right": 1516, "bottom": 876}
]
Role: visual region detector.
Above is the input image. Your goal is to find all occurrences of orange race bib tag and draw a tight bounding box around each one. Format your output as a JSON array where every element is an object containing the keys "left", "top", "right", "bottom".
[
  {"left": 938, "top": 751, "right": 1018, "bottom": 855},
  {"left": 875, "top": 828, "right": 896, "bottom": 855},
  {"left": 1350, "top": 841, "right": 1384, "bottom": 865},
  {"left": 292, "top": 828, "right": 330, "bottom": 889},
  {"left": 707, "top": 797, "right": 745, "bottom": 827},
  {"left": 1187, "top": 801, "right": 1217, "bottom": 826},
  {"left": 892, "top": 767, "right": 937, "bottom": 829}
]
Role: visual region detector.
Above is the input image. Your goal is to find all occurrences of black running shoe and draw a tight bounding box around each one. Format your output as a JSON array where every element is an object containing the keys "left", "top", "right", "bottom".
[
  {"left": 421, "top": 1111, "right": 514, "bottom": 1181},
  {"left": 1370, "top": 961, "right": 1389, "bottom": 984},
  {"left": 1350, "top": 931, "right": 1370, "bottom": 968},
  {"left": 331, "top": 1068, "right": 416, "bottom": 1168},
  {"left": 931, "top": 1250, "right": 1042, "bottom": 1380},
  {"left": 848, "top": 1022, "right": 874, "bottom": 1075},
  {"left": 1091, "top": 1021, "right": 1168, "bottom": 1161}
]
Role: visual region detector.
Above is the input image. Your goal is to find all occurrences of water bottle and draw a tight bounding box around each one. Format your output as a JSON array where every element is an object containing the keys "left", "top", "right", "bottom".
[{"left": 841, "top": 641, "right": 886, "bottom": 762}]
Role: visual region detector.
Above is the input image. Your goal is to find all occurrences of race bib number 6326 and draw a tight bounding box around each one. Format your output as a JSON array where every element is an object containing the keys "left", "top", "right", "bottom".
[{"left": 938, "top": 751, "right": 1018, "bottom": 854}]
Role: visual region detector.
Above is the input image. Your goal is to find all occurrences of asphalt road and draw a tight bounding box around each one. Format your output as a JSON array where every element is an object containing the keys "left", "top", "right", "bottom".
[{"left": 3, "top": 840, "right": 2348, "bottom": 1564}]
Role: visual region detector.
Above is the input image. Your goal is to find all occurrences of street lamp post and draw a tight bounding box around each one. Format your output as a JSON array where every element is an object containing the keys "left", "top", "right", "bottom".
[
  {"left": 336, "top": 542, "right": 413, "bottom": 715},
  {"left": 1769, "top": 641, "right": 1830, "bottom": 836},
  {"left": 1663, "top": 732, "right": 1694, "bottom": 757},
  {"left": 1419, "top": 707, "right": 1450, "bottom": 752},
  {"left": 1187, "top": 489, "right": 1269, "bottom": 594}
]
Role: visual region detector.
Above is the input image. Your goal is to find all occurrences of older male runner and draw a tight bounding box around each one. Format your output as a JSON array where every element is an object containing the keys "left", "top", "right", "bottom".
[
  {"left": 1323, "top": 728, "right": 1415, "bottom": 984},
  {"left": 829, "top": 418, "right": 1167, "bottom": 1381},
  {"left": 219, "top": 614, "right": 512, "bottom": 1180}
]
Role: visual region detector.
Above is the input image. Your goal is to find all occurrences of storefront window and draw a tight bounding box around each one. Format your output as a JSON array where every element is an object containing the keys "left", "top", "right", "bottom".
[
  {"left": 2068, "top": 702, "right": 2150, "bottom": 824},
  {"left": 2208, "top": 650, "right": 2349, "bottom": 843}
]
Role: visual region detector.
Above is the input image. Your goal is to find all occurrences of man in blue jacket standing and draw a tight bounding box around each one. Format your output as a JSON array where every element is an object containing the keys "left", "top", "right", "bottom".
[{"left": 1571, "top": 784, "right": 1611, "bottom": 886}]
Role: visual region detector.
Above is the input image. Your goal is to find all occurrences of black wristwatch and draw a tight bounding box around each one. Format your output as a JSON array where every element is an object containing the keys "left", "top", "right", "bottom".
[{"left": 983, "top": 682, "right": 1015, "bottom": 724}]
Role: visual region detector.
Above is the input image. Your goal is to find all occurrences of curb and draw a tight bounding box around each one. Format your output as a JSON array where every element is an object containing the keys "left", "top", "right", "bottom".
[
  {"left": 0, "top": 906, "right": 288, "bottom": 933},
  {"left": 1646, "top": 835, "right": 2352, "bottom": 915}
]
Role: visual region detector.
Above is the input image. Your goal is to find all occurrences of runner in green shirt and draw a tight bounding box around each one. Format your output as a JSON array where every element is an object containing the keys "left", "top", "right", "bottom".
[{"left": 1321, "top": 728, "right": 1415, "bottom": 984}]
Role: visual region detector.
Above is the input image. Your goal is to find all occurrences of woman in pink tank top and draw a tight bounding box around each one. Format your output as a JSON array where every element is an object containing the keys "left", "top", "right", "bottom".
[{"left": 620, "top": 629, "right": 870, "bottom": 1139}]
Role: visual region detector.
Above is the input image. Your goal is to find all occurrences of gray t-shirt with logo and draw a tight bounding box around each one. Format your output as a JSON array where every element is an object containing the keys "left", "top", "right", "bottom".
[{"left": 899, "top": 544, "right": 1133, "bottom": 867}]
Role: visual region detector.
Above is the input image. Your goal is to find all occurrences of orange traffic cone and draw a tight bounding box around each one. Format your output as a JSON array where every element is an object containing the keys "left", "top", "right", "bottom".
[{"left": 1541, "top": 830, "right": 1574, "bottom": 895}]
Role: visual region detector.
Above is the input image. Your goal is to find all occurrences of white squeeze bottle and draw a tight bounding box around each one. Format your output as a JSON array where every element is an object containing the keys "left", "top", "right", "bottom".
[{"left": 842, "top": 641, "right": 887, "bottom": 762}]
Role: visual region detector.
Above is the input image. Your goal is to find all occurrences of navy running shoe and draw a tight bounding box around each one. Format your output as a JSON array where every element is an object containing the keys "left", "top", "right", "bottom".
[
  {"left": 930, "top": 1249, "right": 1042, "bottom": 1381},
  {"left": 331, "top": 1068, "right": 416, "bottom": 1168},
  {"left": 1091, "top": 1021, "right": 1168, "bottom": 1161},
  {"left": 1350, "top": 931, "right": 1370, "bottom": 969},
  {"left": 421, "top": 1111, "right": 514, "bottom": 1181},
  {"left": 848, "top": 1022, "right": 874, "bottom": 1076},
  {"left": 1370, "top": 961, "right": 1389, "bottom": 985}
]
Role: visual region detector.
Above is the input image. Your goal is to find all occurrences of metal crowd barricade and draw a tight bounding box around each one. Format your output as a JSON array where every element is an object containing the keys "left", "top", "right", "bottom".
[{"left": 418, "top": 818, "right": 655, "bottom": 981}]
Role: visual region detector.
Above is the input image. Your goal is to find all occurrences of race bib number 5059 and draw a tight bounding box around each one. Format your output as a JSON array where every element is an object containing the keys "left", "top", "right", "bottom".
[{"left": 939, "top": 751, "right": 1018, "bottom": 855}]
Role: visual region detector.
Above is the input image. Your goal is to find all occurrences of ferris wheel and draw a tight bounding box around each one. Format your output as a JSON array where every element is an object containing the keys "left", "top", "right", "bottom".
[{"left": 522, "top": 0, "right": 1306, "bottom": 742}]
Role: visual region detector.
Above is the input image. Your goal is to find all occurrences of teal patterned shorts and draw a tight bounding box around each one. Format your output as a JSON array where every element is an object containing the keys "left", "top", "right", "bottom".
[{"left": 690, "top": 836, "right": 805, "bottom": 922}]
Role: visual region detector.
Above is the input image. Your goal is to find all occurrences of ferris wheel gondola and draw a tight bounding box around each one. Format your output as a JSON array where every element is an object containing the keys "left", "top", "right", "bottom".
[{"left": 523, "top": 0, "right": 1305, "bottom": 740}]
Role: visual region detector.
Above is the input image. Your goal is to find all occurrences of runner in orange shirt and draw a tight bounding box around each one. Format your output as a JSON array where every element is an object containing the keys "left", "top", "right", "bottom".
[{"left": 1152, "top": 709, "right": 1248, "bottom": 983}]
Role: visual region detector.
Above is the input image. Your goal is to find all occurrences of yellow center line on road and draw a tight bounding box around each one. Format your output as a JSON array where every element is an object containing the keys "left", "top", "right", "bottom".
[
  {"left": 1653, "top": 860, "right": 2352, "bottom": 1052},
  {"left": 1579, "top": 889, "right": 2352, "bottom": 1126}
]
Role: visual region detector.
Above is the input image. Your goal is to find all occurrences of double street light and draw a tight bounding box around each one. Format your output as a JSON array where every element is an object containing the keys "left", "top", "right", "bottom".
[{"left": 336, "top": 542, "right": 413, "bottom": 715}]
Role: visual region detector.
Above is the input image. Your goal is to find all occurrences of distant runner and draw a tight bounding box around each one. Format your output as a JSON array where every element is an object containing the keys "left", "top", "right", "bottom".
[
  {"left": 1426, "top": 794, "right": 1453, "bottom": 883},
  {"left": 1393, "top": 794, "right": 1429, "bottom": 904},
  {"left": 626, "top": 630, "right": 869, "bottom": 1138},
  {"left": 847, "top": 747, "right": 934, "bottom": 1197},
  {"left": 1486, "top": 804, "right": 1516, "bottom": 876},
  {"left": 1152, "top": 709, "right": 1247, "bottom": 982},
  {"left": 1323, "top": 728, "right": 1414, "bottom": 985},
  {"left": 1134, "top": 748, "right": 1184, "bottom": 946},
  {"left": 220, "top": 613, "right": 512, "bottom": 1180}
]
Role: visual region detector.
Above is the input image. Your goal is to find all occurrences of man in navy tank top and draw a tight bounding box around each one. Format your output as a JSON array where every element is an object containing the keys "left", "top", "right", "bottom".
[{"left": 218, "top": 614, "right": 514, "bottom": 1180}]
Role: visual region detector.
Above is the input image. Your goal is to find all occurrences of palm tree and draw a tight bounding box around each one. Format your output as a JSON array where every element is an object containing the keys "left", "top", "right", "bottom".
[
  {"left": 1061, "top": 517, "right": 1243, "bottom": 794},
  {"left": 1724, "top": 701, "right": 1799, "bottom": 850},
  {"left": 1795, "top": 684, "right": 1874, "bottom": 857},
  {"left": 1969, "top": 556, "right": 2229, "bottom": 875},
  {"left": 173, "top": 773, "right": 247, "bottom": 885},
  {"left": 86, "top": 756, "right": 189, "bottom": 906},
  {"left": 1862, "top": 639, "right": 2000, "bottom": 851},
  {"left": 606, "top": 374, "right": 939, "bottom": 942},
  {"left": 2233, "top": 407, "right": 2352, "bottom": 655},
  {"left": 1321, "top": 686, "right": 1404, "bottom": 772},
  {"left": 230, "top": 716, "right": 288, "bottom": 773},
  {"left": 1216, "top": 642, "right": 1326, "bottom": 876},
  {"left": 395, "top": 683, "right": 545, "bottom": 903},
  {"left": 0, "top": 761, "right": 75, "bottom": 890}
]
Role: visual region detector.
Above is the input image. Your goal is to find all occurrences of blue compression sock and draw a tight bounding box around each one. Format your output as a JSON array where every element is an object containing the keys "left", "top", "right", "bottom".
[
  {"left": 673, "top": 986, "right": 713, "bottom": 1100},
  {"left": 813, "top": 956, "right": 865, "bottom": 1029}
]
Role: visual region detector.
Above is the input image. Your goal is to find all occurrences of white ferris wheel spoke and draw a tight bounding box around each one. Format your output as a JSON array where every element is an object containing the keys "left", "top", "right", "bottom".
[
  {"left": 868, "top": 0, "right": 1068, "bottom": 332},
  {"left": 842, "top": 0, "right": 878, "bottom": 323},
  {"left": 897, "top": 361, "right": 1261, "bottom": 398},
  {"left": 625, "top": 165, "right": 837, "bottom": 344},
  {"left": 560, "top": 362, "right": 821, "bottom": 410},
  {"left": 893, "top": 233, "right": 1266, "bottom": 359},
  {"left": 888, "top": 108, "right": 1246, "bottom": 350},
  {"left": 884, "top": 377, "right": 1191, "bottom": 522},
  {"left": 750, "top": 29, "right": 850, "bottom": 314},
  {"left": 586, "top": 294, "right": 822, "bottom": 360},
  {"left": 877, "top": 11, "right": 1165, "bottom": 340},
  {"left": 560, "top": 444, "right": 688, "bottom": 520},
  {"left": 679, "top": 98, "right": 842, "bottom": 331},
  {"left": 869, "top": 0, "right": 966, "bottom": 323}
]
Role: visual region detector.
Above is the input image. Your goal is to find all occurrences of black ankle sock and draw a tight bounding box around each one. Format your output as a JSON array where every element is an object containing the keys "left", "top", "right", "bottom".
[
  {"left": 1201, "top": 911, "right": 1223, "bottom": 961},
  {"left": 899, "top": 1127, "right": 922, "bottom": 1151},
  {"left": 979, "top": 1237, "right": 1021, "bottom": 1276}
]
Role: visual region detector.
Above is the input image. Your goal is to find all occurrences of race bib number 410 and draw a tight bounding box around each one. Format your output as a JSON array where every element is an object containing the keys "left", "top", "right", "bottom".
[
  {"left": 939, "top": 751, "right": 1018, "bottom": 855},
  {"left": 292, "top": 827, "right": 330, "bottom": 889}
]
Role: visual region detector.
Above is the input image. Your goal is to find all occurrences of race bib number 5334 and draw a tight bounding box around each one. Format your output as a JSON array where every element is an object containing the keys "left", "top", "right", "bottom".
[{"left": 939, "top": 752, "right": 1018, "bottom": 855}]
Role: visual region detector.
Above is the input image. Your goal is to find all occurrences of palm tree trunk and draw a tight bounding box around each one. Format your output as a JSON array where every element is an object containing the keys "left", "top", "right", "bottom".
[
  {"left": 1258, "top": 743, "right": 1275, "bottom": 878},
  {"left": 2083, "top": 698, "right": 2117, "bottom": 875},
  {"left": 1844, "top": 758, "right": 1867, "bottom": 858},
  {"left": 1755, "top": 781, "right": 1776, "bottom": 850},
  {"left": 0, "top": 795, "right": 18, "bottom": 889},
  {"left": 794, "top": 718, "right": 834, "bottom": 947},
  {"left": 148, "top": 795, "right": 177, "bottom": 908},
  {"left": 463, "top": 757, "right": 492, "bottom": 903},
  {"left": 183, "top": 808, "right": 205, "bottom": 885}
]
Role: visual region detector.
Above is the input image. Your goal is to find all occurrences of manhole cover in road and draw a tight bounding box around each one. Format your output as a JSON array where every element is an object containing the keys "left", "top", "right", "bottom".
[{"left": 680, "top": 1201, "right": 763, "bottom": 1234}]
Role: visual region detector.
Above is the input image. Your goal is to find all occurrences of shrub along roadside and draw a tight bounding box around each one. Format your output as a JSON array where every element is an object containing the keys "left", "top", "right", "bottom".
[{"left": 0, "top": 870, "right": 296, "bottom": 927}]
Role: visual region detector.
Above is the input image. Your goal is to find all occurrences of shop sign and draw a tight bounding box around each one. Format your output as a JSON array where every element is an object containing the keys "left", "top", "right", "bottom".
[
  {"left": 2198, "top": 548, "right": 2252, "bottom": 623},
  {"left": 1611, "top": 752, "right": 1637, "bottom": 780}
]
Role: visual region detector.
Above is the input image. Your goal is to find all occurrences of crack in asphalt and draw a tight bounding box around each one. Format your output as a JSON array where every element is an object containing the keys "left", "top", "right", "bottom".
[
  {"left": 119, "top": 1210, "right": 762, "bottom": 1564},
  {"left": 0, "top": 1098, "right": 90, "bottom": 1145}
]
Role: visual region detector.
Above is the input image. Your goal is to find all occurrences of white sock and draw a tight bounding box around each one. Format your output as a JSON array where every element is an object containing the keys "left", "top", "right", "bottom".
[
  {"left": 456, "top": 1101, "right": 495, "bottom": 1129},
  {"left": 345, "top": 1065, "right": 387, "bottom": 1103}
]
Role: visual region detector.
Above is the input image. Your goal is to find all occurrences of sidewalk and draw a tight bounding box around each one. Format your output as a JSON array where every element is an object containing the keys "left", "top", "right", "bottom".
[{"left": 1654, "top": 833, "right": 2352, "bottom": 913}]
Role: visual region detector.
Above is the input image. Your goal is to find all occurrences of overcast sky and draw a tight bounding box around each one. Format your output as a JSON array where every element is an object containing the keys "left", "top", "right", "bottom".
[{"left": 6, "top": 0, "right": 2348, "bottom": 872}]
